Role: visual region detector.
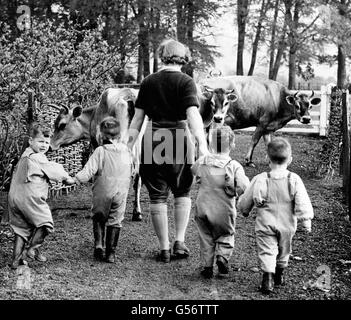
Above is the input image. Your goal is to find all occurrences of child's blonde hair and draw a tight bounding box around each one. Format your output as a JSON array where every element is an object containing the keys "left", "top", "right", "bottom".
[
  {"left": 267, "top": 137, "right": 292, "bottom": 164},
  {"left": 100, "top": 117, "right": 120, "bottom": 140},
  {"left": 209, "top": 126, "right": 235, "bottom": 153}
]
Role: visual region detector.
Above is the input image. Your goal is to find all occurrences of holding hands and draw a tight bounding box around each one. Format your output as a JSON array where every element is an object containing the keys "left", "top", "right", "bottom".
[{"left": 64, "top": 176, "right": 76, "bottom": 185}]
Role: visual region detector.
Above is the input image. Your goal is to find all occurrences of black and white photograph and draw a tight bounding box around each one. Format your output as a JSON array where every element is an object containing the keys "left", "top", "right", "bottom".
[{"left": 0, "top": 0, "right": 350, "bottom": 312}]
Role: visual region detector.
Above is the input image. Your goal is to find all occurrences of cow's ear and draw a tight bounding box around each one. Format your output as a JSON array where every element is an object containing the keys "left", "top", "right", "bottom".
[
  {"left": 286, "top": 96, "right": 295, "bottom": 105},
  {"left": 203, "top": 91, "right": 213, "bottom": 99},
  {"left": 310, "top": 97, "right": 321, "bottom": 106},
  {"left": 227, "top": 93, "right": 238, "bottom": 102},
  {"left": 72, "top": 106, "right": 82, "bottom": 118}
]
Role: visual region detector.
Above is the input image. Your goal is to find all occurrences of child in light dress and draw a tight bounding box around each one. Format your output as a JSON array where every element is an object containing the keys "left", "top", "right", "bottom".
[{"left": 7, "top": 123, "right": 74, "bottom": 269}]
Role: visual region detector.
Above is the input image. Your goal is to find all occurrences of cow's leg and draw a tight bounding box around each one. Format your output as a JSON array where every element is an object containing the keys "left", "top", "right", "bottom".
[
  {"left": 244, "top": 127, "right": 264, "bottom": 167},
  {"left": 262, "top": 133, "right": 272, "bottom": 164},
  {"left": 132, "top": 174, "right": 143, "bottom": 221},
  {"left": 263, "top": 133, "right": 272, "bottom": 145}
]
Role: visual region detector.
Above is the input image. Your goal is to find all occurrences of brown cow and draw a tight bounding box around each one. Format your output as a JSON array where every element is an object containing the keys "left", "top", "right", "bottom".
[
  {"left": 199, "top": 76, "right": 321, "bottom": 166},
  {"left": 50, "top": 88, "right": 147, "bottom": 221}
]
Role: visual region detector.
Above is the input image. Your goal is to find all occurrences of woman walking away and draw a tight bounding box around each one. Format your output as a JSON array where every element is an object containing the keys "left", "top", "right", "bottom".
[
  {"left": 73, "top": 117, "right": 133, "bottom": 263},
  {"left": 128, "top": 39, "right": 208, "bottom": 263}
]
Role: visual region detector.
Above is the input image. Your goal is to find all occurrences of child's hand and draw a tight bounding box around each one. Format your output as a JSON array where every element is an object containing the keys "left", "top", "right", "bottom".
[
  {"left": 64, "top": 177, "right": 76, "bottom": 185},
  {"left": 297, "top": 220, "right": 312, "bottom": 234}
]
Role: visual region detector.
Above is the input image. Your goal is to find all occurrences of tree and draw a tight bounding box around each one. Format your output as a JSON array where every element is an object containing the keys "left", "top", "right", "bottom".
[
  {"left": 247, "top": 0, "right": 272, "bottom": 75},
  {"left": 236, "top": 0, "right": 249, "bottom": 75},
  {"left": 176, "top": 0, "right": 223, "bottom": 76}
]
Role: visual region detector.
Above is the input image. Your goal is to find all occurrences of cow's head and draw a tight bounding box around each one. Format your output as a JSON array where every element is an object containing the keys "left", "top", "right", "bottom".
[
  {"left": 50, "top": 104, "right": 84, "bottom": 150},
  {"left": 202, "top": 86, "right": 238, "bottom": 125},
  {"left": 286, "top": 90, "right": 321, "bottom": 124}
]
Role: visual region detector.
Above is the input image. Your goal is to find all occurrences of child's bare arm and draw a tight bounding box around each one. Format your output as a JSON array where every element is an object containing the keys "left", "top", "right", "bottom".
[
  {"left": 294, "top": 175, "right": 314, "bottom": 232},
  {"left": 75, "top": 147, "right": 102, "bottom": 184},
  {"left": 237, "top": 176, "right": 257, "bottom": 217},
  {"left": 234, "top": 164, "right": 250, "bottom": 196}
]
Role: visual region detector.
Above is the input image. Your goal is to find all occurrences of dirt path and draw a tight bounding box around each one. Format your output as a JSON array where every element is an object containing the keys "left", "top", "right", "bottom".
[{"left": 1, "top": 134, "right": 350, "bottom": 300}]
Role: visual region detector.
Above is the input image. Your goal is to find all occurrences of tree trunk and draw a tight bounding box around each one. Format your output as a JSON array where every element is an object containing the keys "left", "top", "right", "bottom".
[
  {"left": 271, "top": 0, "right": 290, "bottom": 80},
  {"left": 268, "top": 0, "right": 280, "bottom": 79},
  {"left": 337, "top": 44, "right": 347, "bottom": 88},
  {"left": 185, "top": 0, "right": 194, "bottom": 77},
  {"left": 236, "top": 0, "right": 249, "bottom": 75},
  {"left": 143, "top": 40, "right": 150, "bottom": 78},
  {"left": 248, "top": 0, "right": 267, "bottom": 76},
  {"left": 176, "top": 0, "right": 187, "bottom": 43},
  {"left": 151, "top": 5, "right": 161, "bottom": 73},
  {"left": 337, "top": 0, "right": 347, "bottom": 88},
  {"left": 288, "top": 45, "right": 297, "bottom": 89},
  {"left": 137, "top": 44, "right": 144, "bottom": 82},
  {"left": 287, "top": 0, "right": 300, "bottom": 89},
  {"left": 271, "top": 20, "right": 287, "bottom": 80},
  {"left": 137, "top": 0, "right": 149, "bottom": 81}
]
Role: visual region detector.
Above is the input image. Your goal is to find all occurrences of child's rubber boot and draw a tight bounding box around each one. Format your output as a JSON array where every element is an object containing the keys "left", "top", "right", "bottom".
[
  {"left": 260, "top": 272, "right": 274, "bottom": 294},
  {"left": 200, "top": 267, "right": 214, "bottom": 279},
  {"left": 274, "top": 267, "right": 285, "bottom": 286},
  {"left": 25, "top": 227, "right": 48, "bottom": 262},
  {"left": 105, "top": 226, "right": 120, "bottom": 263},
  {"left": 9, "top": 234, "right": 26, "bottom": 269},
  {"left": 216, "top": 255, "right": 229, "bottom": 277},
  {"left": 93, "top": 219, "right": 105, "bottom": 261},
  {"left": 26, "top": 245, "right": 47, "bottom": 262}
]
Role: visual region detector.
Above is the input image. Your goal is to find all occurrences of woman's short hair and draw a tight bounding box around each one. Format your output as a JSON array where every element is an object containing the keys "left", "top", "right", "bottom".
[
  {"left": 267, "top": 137, "right": 292, "bottom": 164},
  {"left": 29, "top": 123, "right": 51, "bottom": 138},
  {"left": 100, "top": 116, "right": 120, "bottom": 139},
  {"left": 209, "top": 126, "right": 235, "bottom": 153},
  {"left": 158, "top": 39, "right": 191, "bottom": 65}
]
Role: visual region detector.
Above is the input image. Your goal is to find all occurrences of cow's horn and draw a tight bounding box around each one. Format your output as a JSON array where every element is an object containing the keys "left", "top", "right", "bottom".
[
  {"left": 294, "top": 91, "right": 299, "bottom": 98},
  {"left": 226, "top": 89, "right": 235, "bottom": 94},
  {"left": 58, "top": 103, "right": 69, "bottom": 114},
  {"left": 310, "top": 90, "right": 314, "bottom": 99},
  {"left": 209, "top": 69, "right": 222, "bottom": 77},
  {"left": 204, "top": 85, "right": 214, "bottom": 93},
  {"left": 46, "top": 103, "right": 62, "bottom": 111}
]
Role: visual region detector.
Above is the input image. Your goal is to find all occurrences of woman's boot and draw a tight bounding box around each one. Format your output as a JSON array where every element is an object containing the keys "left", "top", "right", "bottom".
[
  {"left": 10, "top": 234, "right": 26, "bottom": 269},
  {"left": 105, "top": 227, "right": 120, "bottom": 263}
]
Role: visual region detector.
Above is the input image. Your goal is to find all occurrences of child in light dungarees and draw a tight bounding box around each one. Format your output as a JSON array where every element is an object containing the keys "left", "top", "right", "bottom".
[
  {"left": 7, "top": 123, "right": 74, "bottom": 269},
  {"left": 191, "top": 127, "right": 250, "bottom": 278},
  {"left": 238, "top": 137, "right": 314, "bottom": 294},
  {"left": 73, "top": 117, "right": 132, "bottom": 263}
]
